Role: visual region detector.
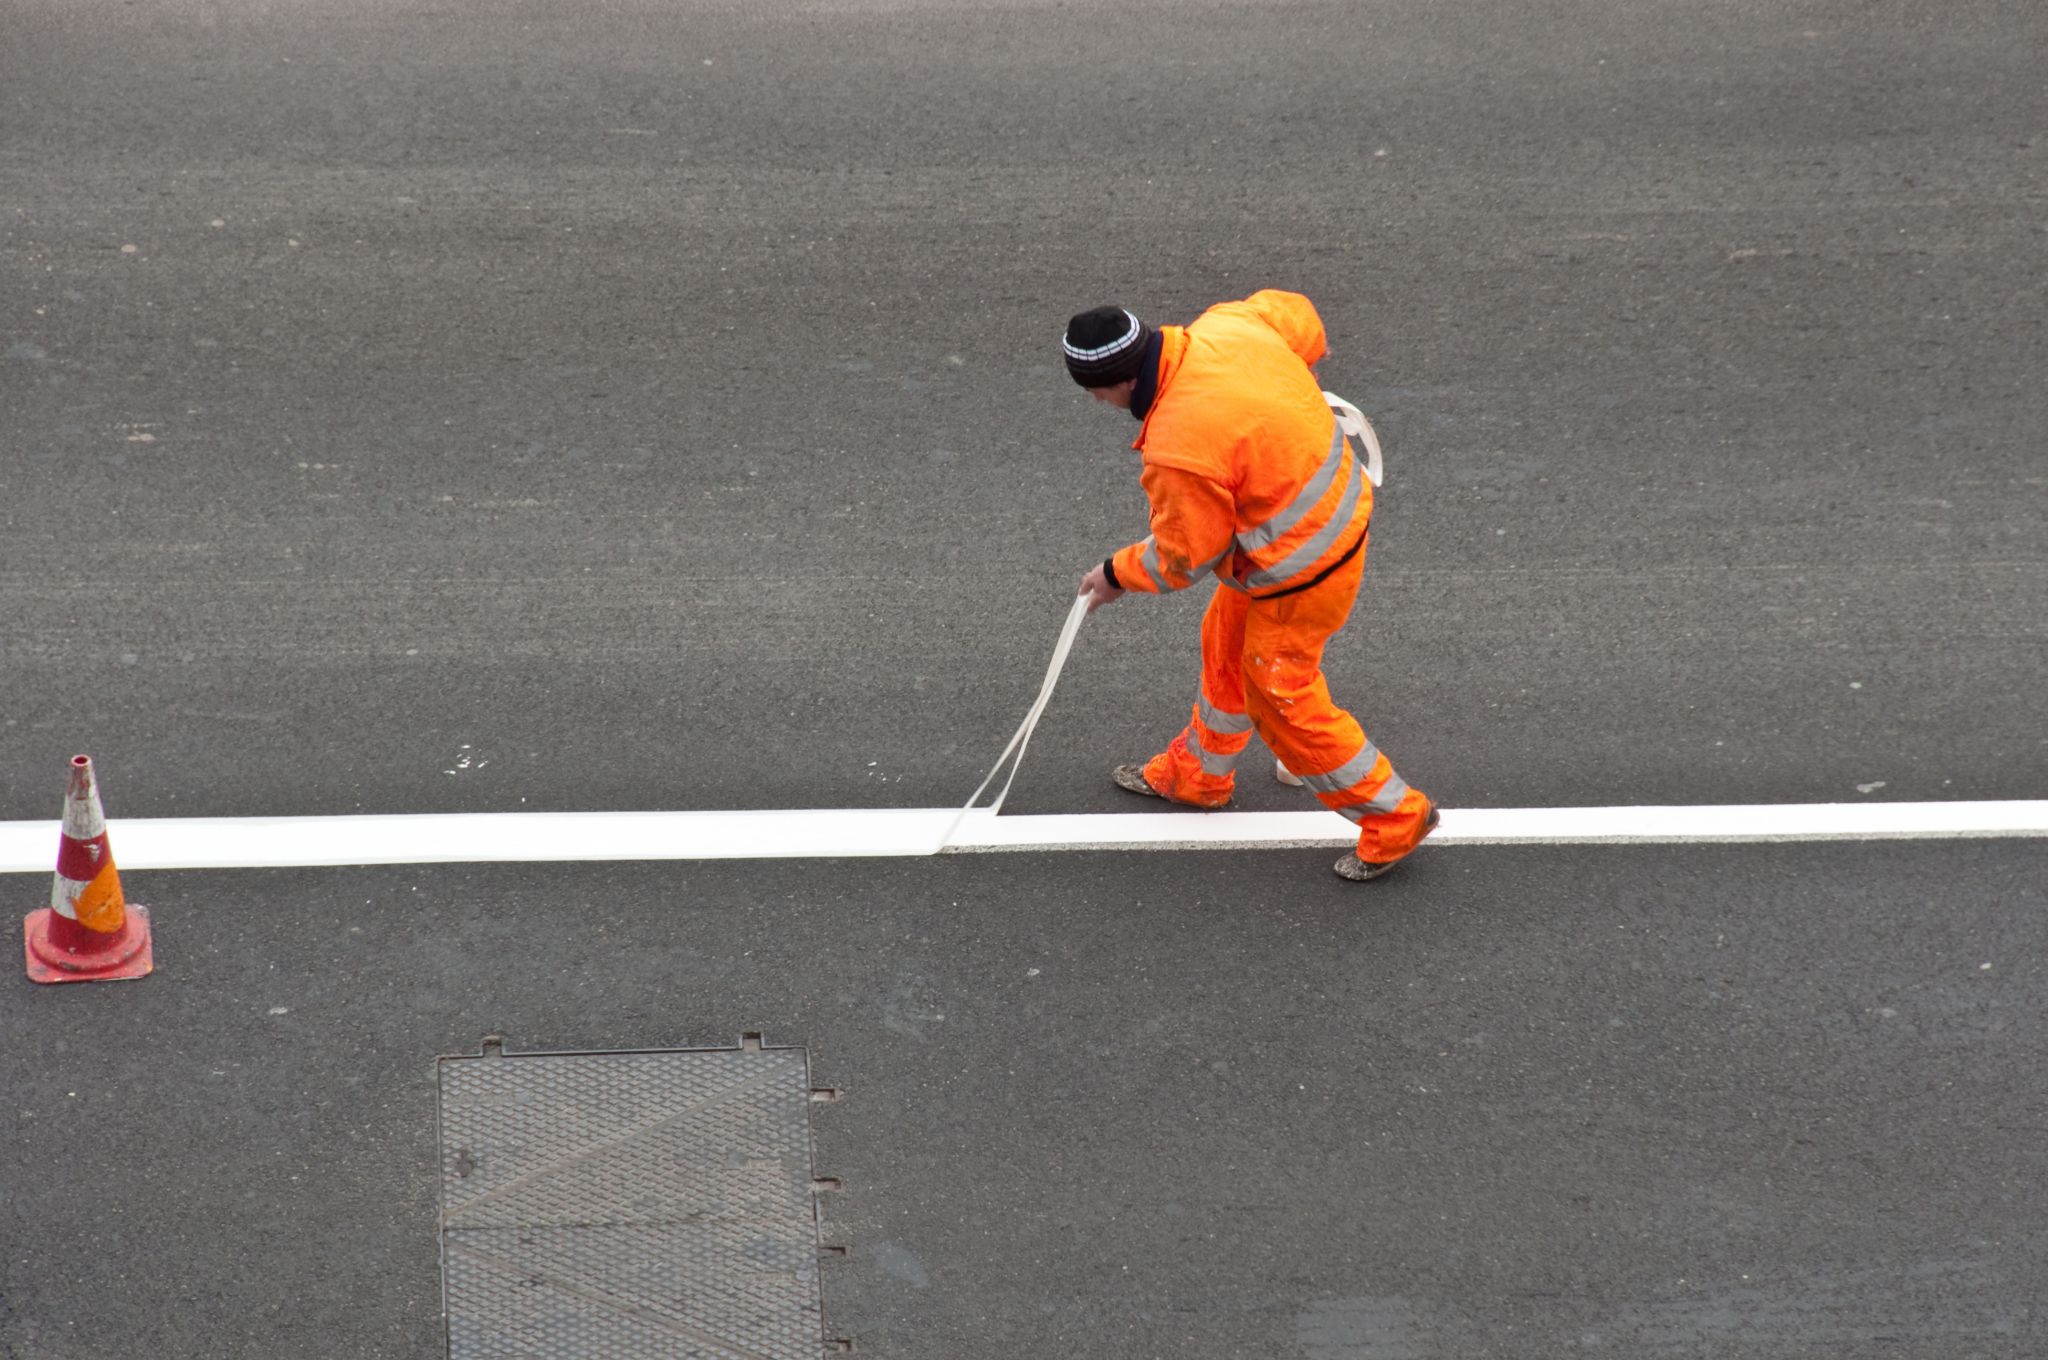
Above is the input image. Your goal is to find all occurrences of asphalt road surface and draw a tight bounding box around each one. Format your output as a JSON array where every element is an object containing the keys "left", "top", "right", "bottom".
[{"left": 4, "top": 0, "right": 2044, "bottom": 1356}]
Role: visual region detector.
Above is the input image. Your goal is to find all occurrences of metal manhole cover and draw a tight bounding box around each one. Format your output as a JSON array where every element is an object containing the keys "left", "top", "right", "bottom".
[{"left": 435, "top": 1039, "right": 827, "bottom": 1359}]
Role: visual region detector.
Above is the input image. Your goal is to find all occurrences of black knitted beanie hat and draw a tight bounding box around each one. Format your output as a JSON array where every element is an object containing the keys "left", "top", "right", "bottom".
[{"left": 1062, "top": 306, "right": 1151, "bottom": 387}]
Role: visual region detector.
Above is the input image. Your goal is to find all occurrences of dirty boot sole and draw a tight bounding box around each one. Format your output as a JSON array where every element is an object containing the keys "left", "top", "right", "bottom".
[
  {"left": 1112, "top": 764, "right": 1163, "bottom": 799},
  {"left": 1112, "top": 764, "right": 1232, "bottom": 809},
  {"left": 1333, "top": 806, "right": 1442, "bottom": 881}
]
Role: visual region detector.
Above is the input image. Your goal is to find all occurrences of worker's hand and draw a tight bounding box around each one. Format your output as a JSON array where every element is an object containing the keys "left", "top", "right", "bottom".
[{"left": 1078, "top": 562, "right": 1125, "bottom": 614}]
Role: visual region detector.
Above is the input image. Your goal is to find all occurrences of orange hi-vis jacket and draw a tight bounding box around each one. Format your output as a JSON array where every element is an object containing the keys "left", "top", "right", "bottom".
[{"left": 1108, "top": 290, "right": 1369, "bottom": 600}]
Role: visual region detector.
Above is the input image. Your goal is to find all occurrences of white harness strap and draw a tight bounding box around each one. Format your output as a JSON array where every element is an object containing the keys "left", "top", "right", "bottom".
[
  {"left": 1323, "top": 391, "right": 1384, "bottom": 488},
  {"left": 939, "top": 593, "right": 1090, "bottom": 849}
]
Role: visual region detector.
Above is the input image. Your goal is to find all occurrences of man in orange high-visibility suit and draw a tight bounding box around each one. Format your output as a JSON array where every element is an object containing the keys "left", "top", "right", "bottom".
[{"left": 1067, "top": 293, "right": 1438, "bottom": 881}]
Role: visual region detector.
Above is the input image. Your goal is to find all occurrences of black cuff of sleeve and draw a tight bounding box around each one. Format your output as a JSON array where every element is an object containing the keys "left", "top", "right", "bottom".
[{"left": 1101, "top": 556, "right": 1120, "bottom": 590}]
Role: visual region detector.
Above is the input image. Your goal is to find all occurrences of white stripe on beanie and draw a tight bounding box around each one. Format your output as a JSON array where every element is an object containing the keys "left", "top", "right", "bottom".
[{"left": 1062, "top": 309, "right": 1142, "bottom": 362}]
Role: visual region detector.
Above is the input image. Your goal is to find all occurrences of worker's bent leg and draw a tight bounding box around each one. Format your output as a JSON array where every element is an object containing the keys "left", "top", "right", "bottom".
[
  {"left": 1139, "top": 583, "right": 1252, "bottom": 808},
  {"left": 1241, "top": 551, "right": 1433, "bottom": 863}
]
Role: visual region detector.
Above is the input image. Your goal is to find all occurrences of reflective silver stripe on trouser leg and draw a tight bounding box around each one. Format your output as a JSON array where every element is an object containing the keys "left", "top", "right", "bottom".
[
  {"left": 1331, "top": 774, "right": 1411, "bottom": 822},
  {"left": 1191, "top": 687, "right": 1251, "bottom": 776},
  {"left": 1302, "top": 740, "right": 1411, "bottom": 819},
  {"left": 1189, "top": 726, "right": 1243, "bottom": 776},
  {"left": 1197, "top": 694, "right": 1253, "bottom": 736}
]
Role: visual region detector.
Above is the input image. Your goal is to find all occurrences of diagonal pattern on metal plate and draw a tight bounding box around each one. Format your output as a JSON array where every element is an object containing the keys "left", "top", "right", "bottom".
[{"left": 436, "top": 1042, "right": 827, "bottom": 1359}]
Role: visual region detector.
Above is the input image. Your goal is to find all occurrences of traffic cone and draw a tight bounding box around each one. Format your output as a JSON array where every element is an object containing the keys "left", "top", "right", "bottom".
[{"left": 22, "top": 755, "right": 154, "bottom": 984}]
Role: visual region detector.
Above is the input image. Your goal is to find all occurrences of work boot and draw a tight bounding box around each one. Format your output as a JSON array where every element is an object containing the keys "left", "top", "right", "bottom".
[
  {"left": 1110, "top": 734, "right": 1233, "bottom": 809},
  {"left": 1332, "top": 805, "right": 1441, "bottom": 882},
  {"left": 1112, "top": 764, "right": 1163, "bottom": 798}
]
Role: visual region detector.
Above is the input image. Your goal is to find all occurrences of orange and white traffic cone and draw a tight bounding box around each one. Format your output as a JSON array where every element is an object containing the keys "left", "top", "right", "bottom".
[{"left": 22, "top": 755, "right": 154, "bottom": 984}]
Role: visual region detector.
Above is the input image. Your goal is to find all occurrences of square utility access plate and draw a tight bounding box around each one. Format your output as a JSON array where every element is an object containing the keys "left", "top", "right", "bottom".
[{"left": 435, "top": 1038, "right": 829, "bottom": 1359}]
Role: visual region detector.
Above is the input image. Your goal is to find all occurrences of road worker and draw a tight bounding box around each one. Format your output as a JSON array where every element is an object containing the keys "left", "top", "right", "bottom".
[{"left": 1068, "top": 293, "right": 1438, "bottom": 881}]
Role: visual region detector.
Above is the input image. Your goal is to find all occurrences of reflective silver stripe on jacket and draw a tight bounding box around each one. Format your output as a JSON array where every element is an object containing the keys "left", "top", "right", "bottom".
[
  {"left": 1136, "top": 539, "right": 1228, "bottom": 591},
  {"left": 1134, "top": 536, "right": 1165, "bottom": 590},
  {"left": 1332, "top": 774, "right": 1411, "bottom": 823},
  {"left": 1198, "top": 694, "right": 1254, "bottom": 735},
  {"left": 1241, "top": 450, "right": 1364, "bottom": 592},
  {"left": 1236, "top": 421, "right": 1347, "bottom": 553}
]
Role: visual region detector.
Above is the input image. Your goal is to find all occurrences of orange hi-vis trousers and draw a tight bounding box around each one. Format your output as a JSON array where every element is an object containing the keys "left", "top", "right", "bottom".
[{"left": 1139, "top": 541, "right": 1434, "bottom": 863}]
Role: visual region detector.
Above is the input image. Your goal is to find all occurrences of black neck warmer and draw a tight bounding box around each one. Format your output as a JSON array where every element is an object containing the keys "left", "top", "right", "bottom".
[{"left": 1128, "top": 330, "right": 1165, "bottom": 422}]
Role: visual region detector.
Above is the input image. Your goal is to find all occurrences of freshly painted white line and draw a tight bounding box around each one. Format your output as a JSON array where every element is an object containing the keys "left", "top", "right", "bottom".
[
  {"left": 0, "top": 802, "right": 2044, "bottom": 874},
  {"left": 958, "top": 801, "right": 2048, "bottom": 851},
  {"left": 0, "top": 809, "right": 954, "bottom": 874}
]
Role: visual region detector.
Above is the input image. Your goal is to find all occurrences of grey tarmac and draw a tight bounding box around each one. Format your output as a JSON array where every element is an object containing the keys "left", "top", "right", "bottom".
[{"left": 3, "top": 0, "right": 2044, "bottom": 1356}]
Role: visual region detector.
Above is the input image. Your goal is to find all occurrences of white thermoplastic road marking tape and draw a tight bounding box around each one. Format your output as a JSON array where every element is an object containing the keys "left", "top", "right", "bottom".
[{"left": 0, "top": 802, "right": 2043, "bottom": 874}]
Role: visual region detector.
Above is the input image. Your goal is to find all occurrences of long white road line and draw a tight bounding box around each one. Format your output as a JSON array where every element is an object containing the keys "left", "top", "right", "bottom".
[{"left": 0, "top": 802, "right": 2044, "bottom": 874}]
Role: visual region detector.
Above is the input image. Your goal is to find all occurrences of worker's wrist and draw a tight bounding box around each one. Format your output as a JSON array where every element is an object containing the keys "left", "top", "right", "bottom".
[{"left": 1101, "top": 556, "right": 1120, "bottom": 590}]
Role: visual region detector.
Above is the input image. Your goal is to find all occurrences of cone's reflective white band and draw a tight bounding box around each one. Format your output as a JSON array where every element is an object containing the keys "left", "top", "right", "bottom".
[
  {"left": 63, "top": 787, "right": 105, "bottom": 841},
  {"left": 52, "top": 867, "right": 92, "bottom": 917}
]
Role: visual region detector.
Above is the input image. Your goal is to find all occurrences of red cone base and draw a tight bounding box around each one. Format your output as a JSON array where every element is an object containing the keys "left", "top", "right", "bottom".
[{"left": 23, "top": 905, "right": 154, "bottom": 984}]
